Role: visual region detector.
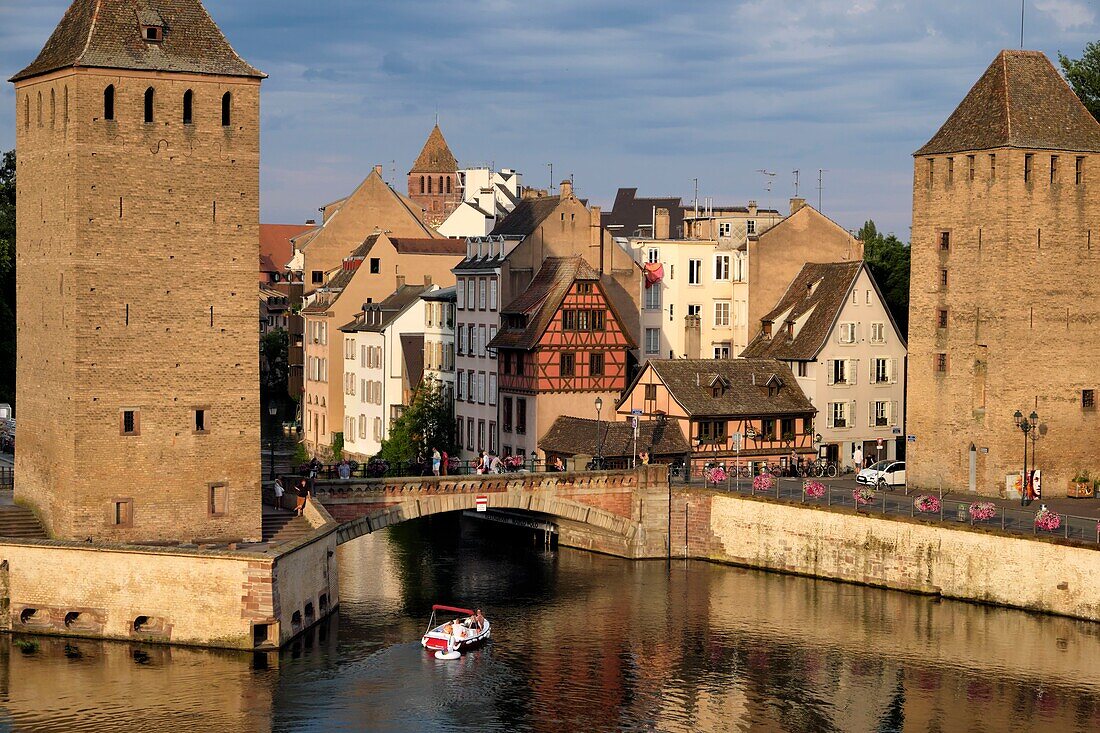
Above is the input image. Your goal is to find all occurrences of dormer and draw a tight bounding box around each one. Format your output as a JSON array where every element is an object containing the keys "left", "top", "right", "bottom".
[
  {"left": 762, "top": 321, "right": 773, "bottom": 339},
  {"left": 138, "top": 10, "right": 167, "bottom": 43},
  {"left": 765, "top": 373, "right": 784, "bottom": 398},
  {"left": 708, "top": 374, "right": 731, "bottom": 398}
]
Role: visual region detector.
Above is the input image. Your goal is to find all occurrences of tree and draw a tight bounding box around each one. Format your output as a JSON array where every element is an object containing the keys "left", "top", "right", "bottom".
[
  {"left": 0, "top": 151, "right": 15, "bottom": 409},
  {"left": 377, "top": 377, "right": 457, "bottom": 470},
  {"left": 1059, "top": 42, "right": 1100, "bottom": 122},
  {"left": 858, "top": 221, "right": 911, "bottom": 338},
  {"left": 260, "top": 327, "right": 289, "bottom": 402}
]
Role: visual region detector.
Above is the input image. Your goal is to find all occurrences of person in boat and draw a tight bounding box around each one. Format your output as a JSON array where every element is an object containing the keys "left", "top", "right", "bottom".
[{"left": 474, "top": 609, "right": 485, "bottom": 631}]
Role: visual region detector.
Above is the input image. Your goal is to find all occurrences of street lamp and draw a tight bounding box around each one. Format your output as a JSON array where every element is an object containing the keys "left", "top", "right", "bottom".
[
  {"left": 1013, "top": 410, "right": 1038, "bottom": 506},
  {"left": 267, "top": 400, "right": 278, "bottom": 481},
  {"left": 594, "top": 397, "right": 604, "bottom": 469}
]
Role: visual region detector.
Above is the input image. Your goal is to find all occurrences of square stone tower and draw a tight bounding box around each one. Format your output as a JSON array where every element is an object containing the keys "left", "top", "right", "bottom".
[
  {"left": 11, "top": 0, "right": 265, "bottom": 541},
  {"left": 907, "top": 50, "right": 1100, "bottom": 496},
  {"left": 407, "top": 124, "right": 460, "bottom": 227}
]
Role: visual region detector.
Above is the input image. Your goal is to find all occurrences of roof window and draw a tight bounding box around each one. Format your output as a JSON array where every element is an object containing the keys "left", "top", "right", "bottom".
[
  {"left": 143, "top": 25, "right": 163, "bottom": 41},
  {"left": 138, "top": 10, "right": 167, "bottom": 42}
]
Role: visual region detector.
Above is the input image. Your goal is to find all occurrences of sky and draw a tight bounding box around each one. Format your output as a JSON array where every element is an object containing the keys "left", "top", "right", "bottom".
[{"left": 0, "top": 0, "right": 1097, "bottom": 238}]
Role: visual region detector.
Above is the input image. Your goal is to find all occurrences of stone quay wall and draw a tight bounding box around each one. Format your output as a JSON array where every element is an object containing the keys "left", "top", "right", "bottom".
[
  {"left": 672, "top": 489, "right": 1100, "bottom": 621},
  {"left": 0, "top": 505, "right": 339, "bottom": 649}
]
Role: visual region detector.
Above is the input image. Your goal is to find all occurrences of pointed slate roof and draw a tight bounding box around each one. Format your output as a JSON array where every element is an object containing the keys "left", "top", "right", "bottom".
[
  {"left": 410, "top": 124, "right": 458, "bottom": 174},
  {"left": 11, "top": 0, "right": 265, "bottom": 82},
  {"left": 916, "top": 50, "right": 1100, "bottom": 156}
]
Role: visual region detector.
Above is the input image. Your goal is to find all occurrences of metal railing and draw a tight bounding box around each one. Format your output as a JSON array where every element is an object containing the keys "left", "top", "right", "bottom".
[
  {"left": 696, "top": 475, "right": 1100, "bottom": 548},
  {"left": 294, "top": 458, "right": 558, "bottom": 481},
  {"left": 0, "top": 466, "right": 11, "bottom": 491}
]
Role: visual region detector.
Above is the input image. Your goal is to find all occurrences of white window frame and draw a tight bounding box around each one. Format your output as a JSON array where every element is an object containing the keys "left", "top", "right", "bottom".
[
  {"left": 746, "top": 220, "right": 756, "bottom": 235},
  {"left": 839, "top": 322, "right": 856, "bottom": 344},
  {"left": 456, "top": 278, "right": 465, "bottom": 309},
  {"left": 713, "top": 344, "right": 730, "bottom": 359},
  {"left": 827, "top": 401, "right": 850, "bottom": 429},
  {"left": 644, "top": 284, "right": 661, "bottom": 310},
  {"left": 688, "top": 259, "right": 701, "bottom": 285},
  {"left": 488, "top": 373, "right": 497, "bottom": 406},
  {"left": 489, "top": 279, "right": 498, "bottom": 310},
  {"left": 718, "top": 222, "right": 731, "bottom": 237},
  {"left": 467, "top": 280, "right": 475, "bottom": 310},
  {"left": 714, "top": 255, "right": 730, "bottom": 281},
  {"left": 870, "top": 322, "right": 885, "bottom": 344},
  {"left": 645, "top": 328, "right": 660, "bottom": 355},
  {"left": 714, "top": 301, "right": 730, "bottom": 327},
  {"left": 479, "top": 279, "right": 487, "bottom": 310},
  {"left": 647, "top": 247, "right": 659, "bottom": 264}
]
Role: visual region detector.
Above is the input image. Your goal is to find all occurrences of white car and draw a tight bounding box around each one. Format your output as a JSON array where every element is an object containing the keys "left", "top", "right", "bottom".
[{"left": 857, "top": 460, "right": 906, "bottom": 487}]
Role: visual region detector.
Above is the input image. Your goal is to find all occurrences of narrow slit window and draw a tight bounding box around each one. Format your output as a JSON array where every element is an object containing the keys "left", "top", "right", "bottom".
[
  {"left": 144, "top": 87, "right": 155, "bottom": 123},
  {"left": 221, "top": 92, "right": 232, "bottom": 127},
  {"left": 104, "top": 85, "right": 115, "bottom": 120},
  {"left": 208, "top": 484, "right": 228, "bottom": 516},
  {"left": 121, "top": 410, "right": 139, "bottom": 435},
  {"left": 1076, "top": 156, "right": 1085, "bottom": 185},
  {"left": 183, "top": 90, "right": 193, "bottom": 124},
  {"left": 1024, "top": 153, "right": 1033, "bottom": 182},
  {"left": 195, "top": 409, "right": 207, "bottom": 432}
]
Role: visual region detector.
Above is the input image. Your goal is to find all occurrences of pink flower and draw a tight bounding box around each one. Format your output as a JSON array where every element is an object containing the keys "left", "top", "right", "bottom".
[
  {"left": 753, "top": 473, "right": 774, "bottom": 492},
  {"left": 968, "top": 502, "right": 996, "bottom": 521},
  {"left": 803, "top": 480, "right": 826, "bottom": 498},
  {"left": 914, "top": 494, "right": 941, "bottom": 513},
  {"left": 1035, "top": 509, "right": 1061, "bottom": 531}
]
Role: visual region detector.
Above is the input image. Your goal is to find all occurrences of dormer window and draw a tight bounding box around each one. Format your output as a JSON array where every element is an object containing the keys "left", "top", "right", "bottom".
[
  {"left": 762, "top": 322, "right": 772, "bottom": 338},
  {"left": 143, "top": 25, "right": 164, "bottom": 42}
]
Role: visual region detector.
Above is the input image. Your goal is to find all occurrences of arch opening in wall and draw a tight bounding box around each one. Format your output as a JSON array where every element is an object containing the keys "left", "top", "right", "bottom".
[
  {"left": 144, "top": 87, "right": 155, "bottom": 123},
  {"left": 291, "top": 610, "right": 302, "bottom": 628},
  {"left": 420, "top": 176, "right": 425, "bottom": 194},
  {"left": 103, "top": 85, "right": 115, "bottom": 120},
  {"left": 19, "top": 608, "right": 44, "bottom": 625},
  {"left": 221, "top": 92, "right": 232, "bottom": 127},
  {"left": 319, "top": 593, "right": 329, "bottom": 613},
  {"left": 304, "top": 602, "right": 315, "bottom": 620},
  {"left": 50, "top": 88, "right": 55, "bottom": 126},
  {"left": 439, "top": 176, "right": 444, "bottom": 194},
  {"left": 37, "top": 91, "right": 42, "bottom": 126},
  {"left": 24, "top": 95, "right": 29, "bottom": 129},
  {"left": 64, "top": 611, "right": 82, "bottom": 628},
  {"left": 183, "top": 89, "right": 193, "bottom": 125},
  {"left": 63, "top": 85, "right": 68, "bottom": 122}
]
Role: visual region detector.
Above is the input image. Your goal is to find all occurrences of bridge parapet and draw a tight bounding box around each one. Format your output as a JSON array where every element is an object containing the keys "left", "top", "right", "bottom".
[{"left": 313, "top": 466, "right": 670, "bottom": 559}]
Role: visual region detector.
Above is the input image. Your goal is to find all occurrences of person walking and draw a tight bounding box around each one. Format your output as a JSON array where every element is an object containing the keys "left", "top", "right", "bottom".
[
  {"left": 272, "top": 477, "right": 285, "bottom": 508},
  {"left": 294, "top": 479, "right": 310, "bottom": 517},
  {"left": 440, "top": 451, "right": 449, "bottom": 477},
  {"left": 852, "top": 445, "right": 864, "bottom": 472},
  {"left": 337, "top": 460, "right": 351, "bottom": 480},
  {"left": 431, "top": 449, "right": 442, "bottom": 477}
]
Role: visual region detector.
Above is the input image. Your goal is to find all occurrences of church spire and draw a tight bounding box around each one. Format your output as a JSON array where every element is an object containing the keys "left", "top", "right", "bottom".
[{"left": 409, "top": 124, "right": 458, "bottom": 174}]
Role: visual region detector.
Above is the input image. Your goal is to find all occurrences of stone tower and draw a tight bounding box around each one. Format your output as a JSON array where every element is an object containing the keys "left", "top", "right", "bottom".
[
  {"left": 907, "top": 50, "right": 1100, "bottom": 497},
  {"left": 11, "top": 0, "right": 265, "bottom": 541},
  {"left": 407, "top": 124, "right": 460, "bottom": 227}
]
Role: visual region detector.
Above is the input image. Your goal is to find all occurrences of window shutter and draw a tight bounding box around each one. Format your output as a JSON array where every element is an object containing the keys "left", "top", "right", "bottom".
[
  {"left": 890, "top": 358, "right": 898, "bottom": 384},
  {"left": 827, "top": 360, "right": 835, "bottom": 386},
  {"left": 847, "top": 359, "right": 857, "bottom": 385},
  {"left": 890, "top": 401, "right": 899, "bottom": 426},
  {"left": 849, "top": 400, "right": 857, "bottom": 426},
  {"left": 868, "top": 403, "right": 875, "bottom": 428},
  {"left": 826, "top": 406, "right": 835, "bottom": 429}
]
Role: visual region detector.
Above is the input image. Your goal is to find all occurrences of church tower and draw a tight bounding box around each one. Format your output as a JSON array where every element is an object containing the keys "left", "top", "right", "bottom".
[
  {"left": 407, "top": 124, "right": 460, "bottom": 227},
  {"left": 11, "top": 0, "right": 266, "bottom": 541},
  {"left": 907, "top": 51, "right": 1100, "bottom": 496}
]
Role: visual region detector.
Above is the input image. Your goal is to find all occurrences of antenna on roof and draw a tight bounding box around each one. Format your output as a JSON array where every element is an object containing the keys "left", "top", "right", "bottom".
[
  {"left": 817, "top": 169, "right": 828, "bottom": 212},
  {"left": 793, "top": 169, "right": 800, "bottom": 197},
  {"left": 547, "top": 163, "right": 553, "bottom": 192},
  {"left": 1020, "top": 0, "right": 1025, "bottom": 48},
  {"left": 756, "top": 169, "right": 776, "bottom": 194},
  {"left": 692, "top": 178, "right": 699, "bottom": 217}
]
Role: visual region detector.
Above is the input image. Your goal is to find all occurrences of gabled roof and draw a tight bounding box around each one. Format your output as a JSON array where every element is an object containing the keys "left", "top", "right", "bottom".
[
  {"left": 740, "top": 261, "right": 863, "bottom": 360},
  {"left": 261, "top": 223, "right": 314, "bottom": 271},
  {"left": 410, "top": 124, "right": 458, "bottom": 174},
  {"left": 489, "top": 196, "right": 562, "bottom": 236},
  {"left": 601, "top": 188, "right": 684, "bottom": 238},
  {"left": 538, "top": 416, "right": 690, "bottom": 458},
  {"left": 387, "top": 237, "right": 466, "bottom": 256},
  {"left": 300, "top": 234, "right": 383, "bottom": 314},
  {"left": 488, "top": 257, "right": 600, "bottom": 350},
  {"left": 400, "top": 332, "right": 425, "bottom": 390},
  {"left": 627, "top": 359, "right": 815, "bottom": 417},
  {"left": 916, "top": 50, "right": 1100, "bottom": 156},
  {"left": 340, "top": 284, "right": 434, "bottom": 332},
  {"left": 421, "top": 285, "right": 457, "bottom": 302},
  {"left": 12, "top": 0, "right": 265, "bottom": 83}
]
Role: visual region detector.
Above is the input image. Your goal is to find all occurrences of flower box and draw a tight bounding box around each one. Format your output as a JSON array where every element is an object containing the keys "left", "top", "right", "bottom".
[
  {"left": 753, "top": 473, "right": 774, "bottom": 492},
  {"left": 803, "top": 480, "right": 826, "bottom": 499},
  {"left": 914, "top": 494, "right": 941, "bottom": 514},
  {"left": 968, "top": 501, "right": 997, "bottom": 521},
  {"left": 1035, "top": 508, "right": 1062, "bottom": 532}
]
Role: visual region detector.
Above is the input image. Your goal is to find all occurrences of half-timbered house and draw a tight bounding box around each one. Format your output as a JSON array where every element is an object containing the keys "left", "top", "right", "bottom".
[
  {"left": 615, "top": 358, "right": 816, "bottom": 472},
  {"left": 489, "top": 257, "right": 637, "bottom": 458}
]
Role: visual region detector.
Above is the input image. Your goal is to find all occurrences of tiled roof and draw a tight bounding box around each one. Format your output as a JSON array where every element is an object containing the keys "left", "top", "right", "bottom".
[
  {"left": 740, "top": 261, "right": 863, "bottom": 361},
  {"left": 488, "top": 257, "right": 600, "bottom": 350},
  {"left": 601, "top": 188, "right": 684, "bottom": 238},
  {"left": 401, "top": 332, "right": 425, "bottom": 390},
  {"left": 260, "top": 223, "right": 314, "bottom": 271},
  {"left": 916, "top": 50, "right": 1100, "bottom": 155},
  {"left": 12, "top": 0, "right": 265, "bottom": 82},
  {"left": 341, "top": 284, "right": 433, "bottom": 332},
  {"left": 489, "top": 196, "right": 561, "bottom": 236},
  {"left": 388, "top": 237, "right": 466, "bottom": 255},
  {"left": 410, "top": 124, "right": 458, "bottom": 173},
  {"left": 538, "top": 416, "right": 690, "bottom": 458},
  {"left": 633, "top": 359, "right": 815, "bottom": 417},
  {"left": 421, "top": 285, "right": 457, "bottom": 302}
]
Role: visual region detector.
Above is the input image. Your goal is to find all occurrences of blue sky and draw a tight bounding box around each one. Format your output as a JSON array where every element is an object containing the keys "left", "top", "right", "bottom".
[{"left": 1, "top": 1, "right": 1097, "bottom": 237}]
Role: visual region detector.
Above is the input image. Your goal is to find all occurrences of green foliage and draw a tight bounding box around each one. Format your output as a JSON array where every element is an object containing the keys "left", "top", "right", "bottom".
[
  {"left": 260, "top": 328, "right": 289, "bottom": 402},
  {"left": 1059, "top": 42, "right": 1100, "bottom": 122},
  {"left": 377, "top": 378, "right": 456, "bottom": 467},
  {"left": 293, "top": 440, "right": 309, "bottom": 466},
  {"left": 0, "top": 151, "right": 15, "bottom": 409},
  {"left": 858, "top": 220, "right": 910, "bottom": 338},
  {"left": 329, "top": 432, "right": 345, "bottom": 463}
]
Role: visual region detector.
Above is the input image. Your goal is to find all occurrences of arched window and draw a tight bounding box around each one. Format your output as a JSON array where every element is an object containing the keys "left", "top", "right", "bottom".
[
  {"left": 427, "top": 176, "right": 432, "bottom": 194},
  {"left": 144, "top": 87, "right": 155, "bottom": 123},
  {"left": 63, "top": 85, "right": 68, "bottom": 122},
  {"left": 439, "top": 176, "right": 444, "bottom": 194},
  {"left": 420, "top": 176, "right": 425, "bottom": 194},
  {"left": 183, "top": 90, "right": 193, "bottom": 124},
  {"left": 103, "top": 85, "right": 115, "bottom": 120},
  {"left": 50, "top": 88, "right": 55, "bottom": 126},
  {"left": 446, "top": 176, "right": 451, "bottom": 194},
  {"left": 221, "top": 92, "right": 232, "bottom": 127},
  {"left": 24, "top": 95, "right": 29, "bottom": 129},
  {"left": 37, "top": 91, "right": 42, "bottom": 126}
]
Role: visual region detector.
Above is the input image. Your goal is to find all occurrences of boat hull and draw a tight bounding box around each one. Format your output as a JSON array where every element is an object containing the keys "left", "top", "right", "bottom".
[{"left": 421, "top": 621, "right": 491, "bottom": 653}]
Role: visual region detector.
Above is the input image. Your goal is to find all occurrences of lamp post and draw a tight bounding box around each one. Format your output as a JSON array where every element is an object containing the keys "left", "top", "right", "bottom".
[
  {"left": 1013, "top": 410, "right": 1038, "bottom": 505},
  {"left": 594, "top": 397, "right": 604, "bottom": 469},
  {"left": 746, "top": 426, "right": 757, "bottom": 475},
  {"left": 267, "top": 400, "right": 278, "bottom": 480}
]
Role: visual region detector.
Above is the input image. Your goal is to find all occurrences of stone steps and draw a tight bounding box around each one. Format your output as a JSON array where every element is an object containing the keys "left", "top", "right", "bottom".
[
  {"left": 262, "top": 512, "right": 311, "bottom": 545},
  {"left": 0, "top": 506, "right": 47, "bottom": 539}
]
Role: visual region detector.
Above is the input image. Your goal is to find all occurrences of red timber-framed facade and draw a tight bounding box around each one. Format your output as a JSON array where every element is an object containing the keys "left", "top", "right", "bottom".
[
  {"left": 489, "top": 257, "right": 637, "bottom": 458},
  {"left": 616, "top": 358, "right": 816, "bottom": 472}
]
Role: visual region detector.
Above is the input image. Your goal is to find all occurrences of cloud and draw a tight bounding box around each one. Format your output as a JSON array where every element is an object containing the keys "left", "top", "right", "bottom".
[{"left": 1035, "top": 0, "right": 1095, "bottom": 31}]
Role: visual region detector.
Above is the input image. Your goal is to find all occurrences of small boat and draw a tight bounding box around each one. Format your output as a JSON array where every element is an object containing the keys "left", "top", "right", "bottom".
[{"left": 421, "top": 604, "right": 491, "bottom": 656}]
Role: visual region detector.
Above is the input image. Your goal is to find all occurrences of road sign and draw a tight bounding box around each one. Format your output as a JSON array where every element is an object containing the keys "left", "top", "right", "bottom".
[
  {"left": 475, "top": 495, "right": 487, "bottom": 512},
  {"left": 630, "top": 409, "right": 643, "bottom": 416},
  {"left": 876, "top": 437, "right": 884, "bottom": 447},
  {"left": 731, "top": 432, "right": 742, "bottom": 451},
  {"left": 892, "top": 427, "right": 902, "bottom": 435},
  {"left": 630, "top": 416, "right": 638, "bottom": 429}
]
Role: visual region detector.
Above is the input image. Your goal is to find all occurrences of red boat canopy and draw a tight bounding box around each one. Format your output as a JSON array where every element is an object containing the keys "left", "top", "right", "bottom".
[{"left": 432, "top": 604, "right": 475, "bottom": 616}]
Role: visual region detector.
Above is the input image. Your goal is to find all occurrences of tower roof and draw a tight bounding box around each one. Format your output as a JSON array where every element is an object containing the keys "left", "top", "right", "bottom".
[
  {"left": 915, "top": 50, "right": 1100, "bottom": 156},
  {"left": 10, "top": 0, "right": 265, "bottom": 83},
  {"left": 409, "top": 124, "right": 458, "bottom": 174}
]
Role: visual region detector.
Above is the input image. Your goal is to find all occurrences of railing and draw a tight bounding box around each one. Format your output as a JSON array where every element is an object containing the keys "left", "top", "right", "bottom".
[
  {"left": 293, "top": 458, "right": 558, "bottom": 481},
  {"left": 0, "top": 466, "right": 11, "bottom": 491},
  {"left": 694, "top": 475, "right": 1100, "bottom": 548}
]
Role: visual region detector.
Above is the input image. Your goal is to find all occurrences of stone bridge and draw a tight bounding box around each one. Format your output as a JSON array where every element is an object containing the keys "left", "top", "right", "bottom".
[{"left": 312, "top": 465, "right": 671, "bottom": 559}]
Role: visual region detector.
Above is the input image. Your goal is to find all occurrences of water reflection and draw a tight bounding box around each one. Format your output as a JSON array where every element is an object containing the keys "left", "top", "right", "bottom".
[{"left": 2, "top": 514, "right": 1099, "bottom": 732}]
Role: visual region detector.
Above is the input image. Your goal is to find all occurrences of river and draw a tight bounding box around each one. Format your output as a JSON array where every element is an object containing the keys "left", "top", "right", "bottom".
[{"left": 2, "top": 514, "right": 1099, "bottom": 732}]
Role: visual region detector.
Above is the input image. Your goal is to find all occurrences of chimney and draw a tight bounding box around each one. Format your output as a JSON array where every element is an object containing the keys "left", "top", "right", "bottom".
[
  {"left": 748, "top": 200, "right": 758, "bottom": 217},
  {"left": 654, "top": 208, "right": 670, "bottom": 240},
  {"left": 424, "top": 274, "right": 433, "bottom": 285},
  {"left": 396, "top": 275, "right": 406, "bottom": 288},
  {"left": 790, "top": 197, "right": 806, "bottom": 215},
  {"left": 590, "top": 206, "right": 602, "bottom": 248},
  {"left": 374, "top": 164, "right": 383, "bottom": 176},
  {"left": 560, "top": 179, "right": 573, "bottom": 198}
]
